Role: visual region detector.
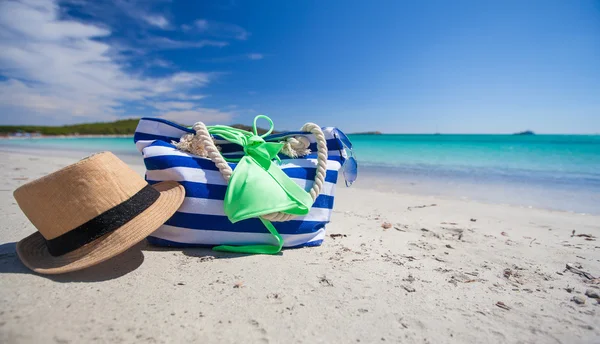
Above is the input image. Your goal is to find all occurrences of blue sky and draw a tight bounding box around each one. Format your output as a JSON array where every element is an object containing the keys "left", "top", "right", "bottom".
[{"left": 0, "top": 0, "right": 598, "bottom": 133}]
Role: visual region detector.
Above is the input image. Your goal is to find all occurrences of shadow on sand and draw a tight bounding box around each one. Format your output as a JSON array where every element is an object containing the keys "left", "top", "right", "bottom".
[
  {"left": 142, "top": 241, "right": 283, "bottom": 259},
  {"left": 0, "top": 241, "right": 145, "bottom": 282}
]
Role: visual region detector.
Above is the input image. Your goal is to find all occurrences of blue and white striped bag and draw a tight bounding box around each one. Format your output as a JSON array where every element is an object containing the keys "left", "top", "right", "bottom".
[{"left": 133, "top": 117, "right": 349, "bottom": 248}]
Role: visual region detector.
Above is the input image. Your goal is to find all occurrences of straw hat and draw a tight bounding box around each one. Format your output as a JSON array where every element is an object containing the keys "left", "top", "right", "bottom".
[{"left": 13, "top": 152, "right": 185, "bottom": 274}]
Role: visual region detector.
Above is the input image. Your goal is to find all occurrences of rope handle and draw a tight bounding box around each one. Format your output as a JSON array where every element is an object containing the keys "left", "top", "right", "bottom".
[{"left": 190, "top": 120, "right": 329, "bottom": 222}]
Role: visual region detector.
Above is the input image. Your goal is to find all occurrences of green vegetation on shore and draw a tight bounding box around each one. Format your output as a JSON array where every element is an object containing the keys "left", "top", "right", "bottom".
[
  {"left": 0, "top": 119, "right": 276, "bottom": 136},
  {"left": 0, "top": 119, "right": 140, "bottom": 136}
]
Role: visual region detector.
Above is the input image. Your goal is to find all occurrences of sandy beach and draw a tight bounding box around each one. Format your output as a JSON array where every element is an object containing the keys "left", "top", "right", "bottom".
[{"left": 1, "top": 151, "right": 599, "bottom": 344}]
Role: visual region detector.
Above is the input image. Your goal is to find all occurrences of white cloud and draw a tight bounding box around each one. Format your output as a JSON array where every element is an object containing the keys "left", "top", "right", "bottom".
[
  {"left": 200, "top": 53, "right": 266, "bottom": 63},
  {"left": 183, "top": 19, "right": 250, "bottom": 40},
  {"left": 0, "top": 0, "right": 228, "bottom": 124},
  {"left": 142, "top": 14, "right": 169, "bottom": 29},
  {"left": 64, "top": 0, "right": 171, "bottom": 31},
  {"left": 0, "top": 1, "right": 111, "bottom": 40},
  {"left": 58, "top": 1, "right": 228, "bottom": 51},
  {"left": 247, "top": 53, "right": 264, "bottom": 60},
  {"left": 192, "top": 19, "right": 209, "bottom": 30},
  {"left": 150, "top": 101, "right": 196, "bottom": 111},
  {"left": 0, "top": 79, "right": 98, "bottom": 116},
  {"left": 171, "top": 93, "right": 206, "bottom": 101},
  {"left": 138, "top": 36, "right": 228, "bottom": 50},
  {"left": 146, "top": 58, "right": 173, "bottom": 69},
  {"left": 160, "top": 108, "right": 234, "bottom": 125},
  {"left": 146, "top": 72, "right": 211, "bottom": 94}
]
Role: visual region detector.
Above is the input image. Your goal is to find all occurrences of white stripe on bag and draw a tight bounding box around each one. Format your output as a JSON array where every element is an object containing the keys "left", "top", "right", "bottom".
[
  {"left": 136, "top": 140, "right": 155, "bottom": 152},
  {"left": 177, "top": 197, "right": 333, "bottom": 221},
  {"left": 143, "top": 145, "right": 215, "bottom": 160},
  {"left": 151, "top": 225, "right": 327, "bottom": 247},
  {"left": 146, "top": 167, "right": 338, "bottom": 196}
]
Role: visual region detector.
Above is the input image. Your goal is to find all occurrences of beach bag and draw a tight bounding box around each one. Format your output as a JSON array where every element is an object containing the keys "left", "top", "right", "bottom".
[{"left": 134, "top": 115, "right": 355, "bottom": 252}]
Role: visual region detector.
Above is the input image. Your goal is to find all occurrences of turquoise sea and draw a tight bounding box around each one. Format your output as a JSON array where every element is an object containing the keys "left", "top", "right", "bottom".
[{"left": 1, "top": 134, "right": 599, "bottom": 214}]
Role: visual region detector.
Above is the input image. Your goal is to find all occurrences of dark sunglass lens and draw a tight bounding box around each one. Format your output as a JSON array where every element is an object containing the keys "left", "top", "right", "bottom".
[
  {"left": 335, "top": 129, "right": 353, "bottom": 149},
  {"left": 342, "top": 156, "right": 357, "bottom": 186}
]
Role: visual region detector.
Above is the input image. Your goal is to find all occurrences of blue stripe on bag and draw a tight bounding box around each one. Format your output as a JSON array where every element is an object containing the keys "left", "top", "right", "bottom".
[
  {"left": 145, "top": 155, "right": 233, "bottom": 172},
  {"left": 165, "top": 213, "right": 327, "bottom": 234},
  {"left": 284, "top": 169, "right": 338, "bottom": 183},
  {"left": 134, "top": 132, "right": 180, "bottom": 144},
  {"left": 145, "top": 156, "right": 339, "bottom": 183}
]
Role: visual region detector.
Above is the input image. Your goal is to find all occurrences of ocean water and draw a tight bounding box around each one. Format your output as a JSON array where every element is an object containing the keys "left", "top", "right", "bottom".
[
  {"left": 1, "top": 134, "right": 599, "bottom": 214},
  {"left": 348, "top": 134, "right": 600, "bottom": 214},
  {"left": 0, "top": 137, "right": 137, "bottom": 156}
]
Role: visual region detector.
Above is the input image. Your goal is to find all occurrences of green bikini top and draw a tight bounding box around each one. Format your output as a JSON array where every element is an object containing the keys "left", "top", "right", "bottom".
[{"left": 206, "top": 116, "right": 315, "bottom": 255}]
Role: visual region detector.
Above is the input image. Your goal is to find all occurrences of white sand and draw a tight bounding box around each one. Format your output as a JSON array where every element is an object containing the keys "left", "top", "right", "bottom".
[{"left": 1, "top": 151, "right": 599, "bottom": 344}]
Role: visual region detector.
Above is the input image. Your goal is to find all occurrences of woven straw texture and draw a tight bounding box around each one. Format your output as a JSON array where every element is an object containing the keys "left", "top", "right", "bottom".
[{"left": 14, "top": 152, "right": 184, "bottom": 274}]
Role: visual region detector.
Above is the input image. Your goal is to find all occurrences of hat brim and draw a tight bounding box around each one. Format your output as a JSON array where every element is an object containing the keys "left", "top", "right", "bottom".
[{"left": 16, "top": 181, "right": 185, "bottom": 275}]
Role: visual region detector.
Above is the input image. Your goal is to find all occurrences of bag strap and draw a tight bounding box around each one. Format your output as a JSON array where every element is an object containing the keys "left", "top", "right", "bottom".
[{"left": 213, "top": 218, "right": 284, "bottom": 254}]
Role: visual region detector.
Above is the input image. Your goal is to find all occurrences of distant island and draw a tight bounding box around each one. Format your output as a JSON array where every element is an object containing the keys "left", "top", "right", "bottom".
[
  {"left": 350, "top": 131, "right": 382, "bottom": 135},
  {"left": 514, "top": 130, "right": 535, "bottom": 135},
  {"left": 0, "top": 119, "right": 277, "bottom": 137}
]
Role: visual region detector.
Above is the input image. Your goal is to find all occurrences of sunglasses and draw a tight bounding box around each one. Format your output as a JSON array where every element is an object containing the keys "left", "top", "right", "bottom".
[{"left": 334, "top": 129, "right": 358, "bottom": 187}]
